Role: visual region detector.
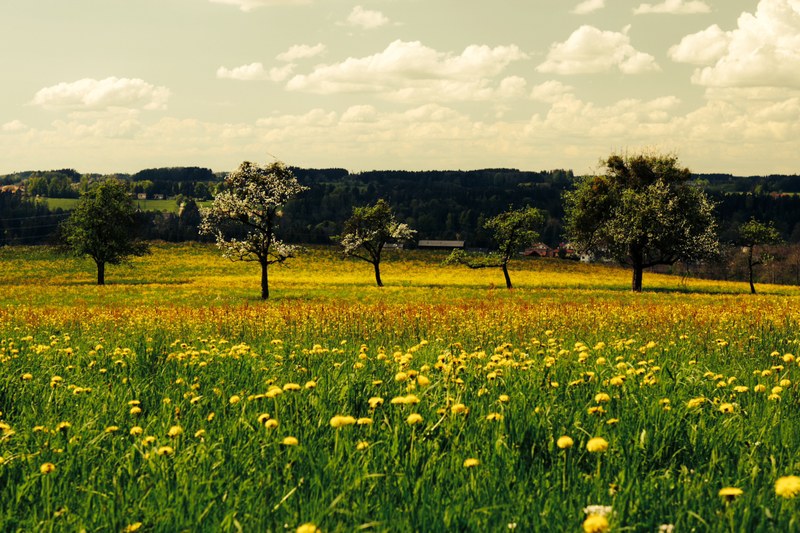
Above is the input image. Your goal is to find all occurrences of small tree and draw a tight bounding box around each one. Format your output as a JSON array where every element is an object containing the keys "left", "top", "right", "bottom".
[
  {"left": 61, "top": 179, "right": 149, "bottom": 285},
  {"left": 564, "top": 151, "right": 719, "bottom": 292},
  {"left": 738, "top": 218, "right": 781, "bottom": 294},
  {"left": 445, "top": 205, "right": 544, "bottom": 289},
  {"left": 199, "top": 160, "right": 307, "bottom": 300},
  {"left": 339, "top": 199, "right": 415, "bottom": 287}
]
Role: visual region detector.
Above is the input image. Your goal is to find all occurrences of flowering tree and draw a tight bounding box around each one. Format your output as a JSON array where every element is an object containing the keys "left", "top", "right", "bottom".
[
  {"left": 200, "top": 160, "right": 308, "bottom": 299},
  {"left": 738, "top": 218, "right": 781, "bottom": 294},
  {"left": 444, "top": 205, "right": 544, "bottom": 289},
  {"left": 339, "top": 199, "right": 415, "bottom": 287}
]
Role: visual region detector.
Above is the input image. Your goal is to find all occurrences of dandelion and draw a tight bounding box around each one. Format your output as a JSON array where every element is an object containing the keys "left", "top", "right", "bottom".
[
  {"left": 283, "top": 383, "right": 301, "bottom": 392},
  {"left": 356, "top": 417, "right": 373, "bottom": 425},
  {"left": 130, "top": 426, "right": 143, "bottom": 436},
  {"left": 281, "top": 436, "right": 299, "bottom": 446},
  {"left": 56, "top": 421, "right": 71, "bottom": 432},
  {"left": 229, "top": 395, "right": 241, "bottom": 405},
  {"left": 586, "top": 437, "right": 609, "bottom": 453},
  {"left": 356, "top": 441, "right": 369, "bottom": 451},
  {"left": 775, "top": 476, "right": 800, "bottom": 498},
  {"left": 594, "top": 392, "right": 611, "bottom": 403},
  {"left": 754, "top": 384, "right": 767, "bottom": 393},
  {"left": 21, "top": 373, "right": 33, "bottom": 381},
  {"left": 719, "top": 487, "right": 743, "bottom": 502},
  {"left": 329, "top": 415, "right": 356, "bottom": 428},
  {"left": 123, "top": 523, "right": 143, "bottom": 532},
  {"left": 605, "top": 418, "right": 620, "bottom": 425},
  {"left": 304, "top": 381, "right": 317, "bottom": 389},
  {"left": 719, "top": 403, "right": 735, "bottom": 414},
  {"left": 407, "top": 413, "right": 423, "bottom": 425},
  {"left": 556, "top": 436, "right": 574, "bottom": 449},
  {"left": 368, "top": 397, "right": 384, "bottom": 409},
  {"left": 296, "top": 524, "right": 320, "bottom": 533},
  {"left": 156, "top": 446, "right": 174, "bottom": 456},
  {"left": 142, "top": 436, "right": 157, "bottom": 446},
  {"left": 40, "top": 462, "right": 56, "bottom": 474},
  {"left": 486, "top": 413, "right": 504, "bottom": 421},
  {"left": 582, "top": 514, "right": 609, "bottom": 533},
  {"left": 194, "top": 429, "right": 206, "bottom": 438},
  {"left": 463, "top": 458, "right": 480, "bottom": 468},
  {"left": 264, "top": 419, "right": 279, "bottom": 430},
  {"left": 104, "top": 426, "right": 120, "bottom": 433},
  {"left": 167, "top": 425, "right": 183, "bottom": 438},
  {"left": 257, "top": 413, "right": 271, "bottom": 425},
  {"left": 498, "top": 394, "right": 510, "bottom": 403},
  {"left": 687, "top": 397, "right": 706, "bottom": 409},
  {"left": 129, "top": 406, "right": 142, "bottom": 416}
]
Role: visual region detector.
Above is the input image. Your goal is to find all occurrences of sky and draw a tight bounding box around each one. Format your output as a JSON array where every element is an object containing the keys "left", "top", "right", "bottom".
[{"left": 1, "top": 0, "right": 799, "bottom": 176}]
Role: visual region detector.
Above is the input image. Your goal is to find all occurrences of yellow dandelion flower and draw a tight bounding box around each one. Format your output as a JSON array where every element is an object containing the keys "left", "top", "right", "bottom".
[
  {"left": 582, "top": 514, "right": 609, "bottom": 533},
  {"left": 281, "top": 436, "right": 299, "bottom": 446},
  {"left": 588, "top": 406, "right": 606, "bottom": 415},
  {"left": 754, "top": 384, "right": 767, "bottom": 393},
  {"left": 768, "top": 394, "right": 781, "bottom": 401},
  {"left": 463, "top": 458, "right": 480, "bottom": 468},
  {"left": 719, "top": 403, "right": 735, "bottom": 414},
  {"left": 417, "top": 375, "right": 430, "bottom": 387},
  {"left": 594, "top": 392, "right": 611, "bottom": 403},
  {"left": 194, "top": 429, "right": 206, "bottom": 438},
  {"left": 329, "top": 415, "right": 356, "bottom": 428},
  {"left": 129, "top": 406, "right": 142, "bottom": 416},
  {"left": 229, "top": 395, "right": 241, "bottom": 405},
  {"left": 556, "top": 436, "right": 574, "bottom": 449},
  {"left": 21, "top": 373, "right": 33, "bottom": 381},
  {"left": 586, "top": 437, "right": 609, "bottom": 453},
  {"left": 167, "top": 425, "right": 183, "bottom": 438},
  {"left": 395, "top": 372, "right": 409, "bottom": 382},
  {"left": 123, "top": 523, "right": 143, "bottom": 533},
  {"left": 451, "top": 403, "right": 468, "bottom": 414},
  {"left": 356, "top": 440, "right": 369, "bottom": 451},
  {"left": 606, "top": 418, "right": 620, "bottom": 425},
  {"left": 283, "top": 383, "right": 301, "bottom": 392},
  {"left": 356, "top": 417, "right": 373, "bottom": 425},
  {"left": 257, "top": 413, "right": 271, "bottom": 425},
  {"left": 264, "top": 419, "right": 279, "bottom": 430},
  {"left": 130, "top": 426, "right": 143, "bottom": 436},
  {"left": 406, "top": 413, "right": 423, "bottom": 425},
  {"left": 296, "top": 523, "right": 320, "bottom": 533},
  {"left": 486, "top": 412, "right": 504, "bottom": 421},
  {"left": 40, "top": 462, "right": 56, "bottom": 474},
  {"left": 142, "top": 436, "right": 157, "bottom": 446},
  {"left": 718, "top": 487, "right": 743, "bottom": 502},
  {"left": 775, "top": 476, "right": 800, "bottom": 498},
  {"left": 207, "top": 412, "right": 216, "bottom": 422},
  {"left": 733, "top": 386, "right": 749, "bottom": 393},
  {"left": 498, "top": 394, "right": 510, "bottom": 403},
  {"left": 156, "top": 446, "right": 174, "bottom": 456},
  {"left": 104, "top": 426, "right": 120, "bottom": 433},
  {"left": 686, "top": 397, "right": 706, "bottom": 409},
  {"left": 368, "top": 397, "right": 384, "bottom": 409},
  {"left": 304, "top": 381, "right": 317, "bottom": 389}
]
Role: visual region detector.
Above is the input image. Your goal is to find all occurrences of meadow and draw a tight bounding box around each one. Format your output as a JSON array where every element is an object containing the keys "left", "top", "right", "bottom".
[{"left": 2, "top": 243, "right": 800, "bottom": 532}]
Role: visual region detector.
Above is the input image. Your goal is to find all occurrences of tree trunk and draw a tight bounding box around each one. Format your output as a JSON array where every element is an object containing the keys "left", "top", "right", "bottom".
[
  {"left": 631, "top": 248, "right": 643, "bottom": 292},
  {"left": 748, "top": 257, "right": 756, "bottom": 295},
  {"left": 96, "top": 261, "right": 105, "bottom": 285},
  {"left": 502, "top": 263, "right": 512, "bottom": 289},
  {"left": 373, "top": 261, "right": 383, "bottom": 287},
  {"left": 260, "top": 259, "right": 269, "bottom": 300}
]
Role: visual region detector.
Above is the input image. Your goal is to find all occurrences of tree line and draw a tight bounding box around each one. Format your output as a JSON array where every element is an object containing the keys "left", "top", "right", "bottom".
[{"left": 52, "top": 152, "right": 788, "bottom": 298}]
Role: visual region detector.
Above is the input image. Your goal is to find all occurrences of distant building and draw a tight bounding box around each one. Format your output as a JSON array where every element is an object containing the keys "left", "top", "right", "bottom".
[
  {"left": 153, "top": 194, "right": 165, "bottom": 200},
  {"left": 137, "top": 193, "right": 147, "bottom": 200},
  {"left": 524, "top": 243, "right": 552, "bottom": 257},
  {"left": 418, "top": 239, "right": 465, "bottom": 249}
]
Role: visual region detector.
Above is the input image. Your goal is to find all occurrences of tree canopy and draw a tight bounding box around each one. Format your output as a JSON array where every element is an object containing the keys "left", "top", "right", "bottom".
[
  {"left": 339, "top": 199, "right": 415, "bottom": 287},
  {"left": 61, "top": 179, "right": 149, "bottom": 285},
  {"left": 199, "top": 160, "right": 308, "bottom": 299},
  {"left": 738, "top": 218, "right": 782, "bottom": 294},
  {"left": 564, "top": 151, "right": 719, "bottom": 292}
]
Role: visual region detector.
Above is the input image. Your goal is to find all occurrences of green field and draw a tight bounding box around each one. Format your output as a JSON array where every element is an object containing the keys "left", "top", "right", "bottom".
[
  {"left": 40, "top": 197, "right": 211, "bottom": 213},
  {"left": 1, "top": 244, "right": 800, "bottom": 531}
]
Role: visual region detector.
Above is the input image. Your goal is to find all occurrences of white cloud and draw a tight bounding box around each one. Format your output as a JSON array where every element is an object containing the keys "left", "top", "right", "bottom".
[
  {"left": 668, "top": 24, "right": 730, "bottom": 65},
  {"left": 216, "top": 62, "right": 295, "bottom": 82},
  {"left": 1, "top": 120, "right": 28, "bottom": 133},
  {"left": 285, "top": 40, "right": 528, "bottom": 101},
  {"left": 572, "top": 0, "right": 605, "bottom": 15},
  {"left": 346, "top": 6, "right": 390, "bottom": 29},
  {"left": 208, "top": 0, "right": 309, "bottom": 12},
  {"left": 276, "top": 43, "right": 326, "bottom": 62},
  {"left": 682, "top": 0, "right": 800, "bottom": 89},
  {"left": 537, "top": 26, "right": 659, "bottom": 75},
  {"left": 530, "top": 81, "right": 576, "bottom": 103},
  {"left": 633, "top": 0, "right": 711, "bottom": 15},
  {"left": 31, "top": 77, "right": 170, "bottom": 111}
]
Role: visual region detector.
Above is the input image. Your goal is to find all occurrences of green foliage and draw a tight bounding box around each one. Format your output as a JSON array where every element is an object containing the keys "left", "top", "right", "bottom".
[
  {"left": 738, "top": 218, "right": 783, "bottom": 293},
  {"left": 61, "top": 179, "right": 149, "bottom": 284},
  {"left": 565, "top": 151, "right": 719, "bottom": 291}
]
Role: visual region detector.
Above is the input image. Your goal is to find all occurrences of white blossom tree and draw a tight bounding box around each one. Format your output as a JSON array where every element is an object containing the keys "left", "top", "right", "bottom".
[
  {"left": 339, "top": 199, "right": 415, "bottom": 287},
  {"left": 200, "top": 160, "right": 308, "bottom": 299}
]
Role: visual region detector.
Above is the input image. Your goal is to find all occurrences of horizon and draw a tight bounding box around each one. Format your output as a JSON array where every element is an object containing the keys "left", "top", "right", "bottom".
[{"left": 2, "top": 0, "right": 798, "bottom": 176}]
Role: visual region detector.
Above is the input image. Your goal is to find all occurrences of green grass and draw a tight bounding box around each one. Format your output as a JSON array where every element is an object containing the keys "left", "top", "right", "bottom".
[
  {"left": 1, "top": 244, "right": 800, "bottom": 531},
  {"left": 40, "top": 197, "right": 211, "bottom": 213}
]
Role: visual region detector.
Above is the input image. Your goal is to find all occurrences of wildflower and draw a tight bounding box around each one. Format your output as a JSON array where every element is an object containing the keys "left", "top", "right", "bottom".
[
  {"left": 407, "top": 413, "right": 423, "bottom": 425},
  {"left": 687, "top": 397, "right": 706, "bottom": 408},
  {"left": 304, "top": 381, "right": 317, "bottom": 389},
  {"left": 417, "top": 375, "right": 430, "bottom": 387},
  {"left": 594, "top": 393, "right": 611, "bottom": 403},
  {"left": 498, "top": 394, "right": 510, "bottom": 403},
  {"left": 719, "top": 487, "right": 743, "bottom": 502},
  {"left": 605, "top": 418, "right": 620, "bottom": 425},
  {"left": 129, "top": 406, "right": 142, "bottom": 416},
  {"left": 21, "top": 373, "right": 33, "bottom": 381},
  {"left": 257, "top": 413, "right": 271, "bottom": 425},
  {"left": 207, "top": 412, "right": 215, "bottom": 422},
  {"left": 296, "top": 524, "right": 320, "bottom": 533},
  {"left": 123, "top": 523, "right": 143, "bottom": 533},
  {"left": 754, "top": 384, "right": 767, "bottom": 393},
  {"left": 368, "top": 397, "right": 384, "bottom": 409},
  {"left": 719, "top": 403, "right": 735, "bottom": 414},
  {"left": 130, "top": 426, "right": 143, "bottom": 436},
  {"left": 56, "top": 421, "right": 71, "bottom": 432},
  {"left": 356, "top": 440, "right": 369, "bottom": 451},
  {"left": 556, "top": 436, "right": 574, "bottom": 449},
  {"left": 582, "top": 514, "right": 609, "bottom": 533},
  {"left": 775, "top": 476, "right": 800, "bottom": 498},
  {"left": 486, "top": 412, "right": 504, "bottom": 421},
  {"left": 229, "top": 395, "right": 241, "bottom": 405},
  {"left": 356, "top": 417, "right": 373, "bottom": 425},
  {"left": 40, "top": 462, "right": 56, "bottom": 474},
  {"left": 586, "top": 437, "right": 609, "bottom": 453},
  {"left": 167, "top": 426, "right": 183, "bottom": 438},
  {"left": 451, "top": 403, "right": 468, "bottom": 414},
  {"left": 264, "top": 419, "right": 279, "bottom": 430},
  {"left": 733, "top": 386, "right": 749, "bottom": 393},
  {"left": 142, "top": 436, "right": 157, "bottom": 445},
  {"left": 283, "top": 383, "right": 301, "bottom": 392},
  {"left": 588, "top": 406, "right": 606, "bottom": 415},
  {"left": 104, "top": 426, "right": 120, "bottom": 433},
  {"left": 281, "top": 436, "right": 299, "bottom": 446},
  {"left": 194, "top": 429, "right": 206, "bottom": 438},
  {"left": 156, "top": 446, "right": 174, "bottom": 456},
  {"left": 463, "top": 458, "right": 480, "bottom": 468},
  {"left": 329, "top": 415, "right": 356, "bottom": 428}
]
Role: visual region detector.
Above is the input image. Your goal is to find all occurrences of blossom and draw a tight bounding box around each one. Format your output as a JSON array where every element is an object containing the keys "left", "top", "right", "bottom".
[
  {"left": 594, "top": 392, "right": 611, "bottom": 403},
  {"left": 775, "top": 476, "right": 800, "bottom": 498},
  {"left": 40, "top": 462, "right": 57, "bottom": 474},
  {"left": 586, "top": 437, "right": 608, "bottom": 453},
  {"left": 156, "top": 446, "right": 174, "bottom": 456},
  {"left": 557, "top": 436, "right": 574, "bottom": 449},
  {"left": 264, "top": 419, "right": 279, "bottom": 429},
  {"left": 368, "top": 397, "right": 384, "bottom": 409},
  {"left": 463, "top": 458, "right": 480, "bottom": 468},
  {"left": 129, "top": 406, "right": 142, "bottom": 416},
  {"left": 130, "top": 426, "right": 143, "bottom": 436},
  {"left": 104, "top": 426, "right": 120, "bottom": 433},
  {"left": 582, "top": 514, "right": 609, "bottom": 533},
  {"left": 356, "top": 441, "right": 369, "bottom": 450},
  {"left": 296, "top": 524, "right": 320, "bottom": 533},
  {"left": 407, "top": 413, "right": 423, "bottom": 425},
  {"left": 718, "top": 487, "right": 743, "bottom": 501},
  {"left": 229, "top": 395, "right": 241, "bottom": 405},
  {"left": 167, "top": 426, "right": 183, "bottom": 438},
  {"left": 330, "top": 415, "right": 356, "bottom": 428},
  {"left": 281, "top": 436, "right": 299, "bottom": 446},
  {"left": 356, "top": 417, "right": 373, "bottom": 425},
  {"left": 718, "top": 403, "right": 735, "bottom": 414}
]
